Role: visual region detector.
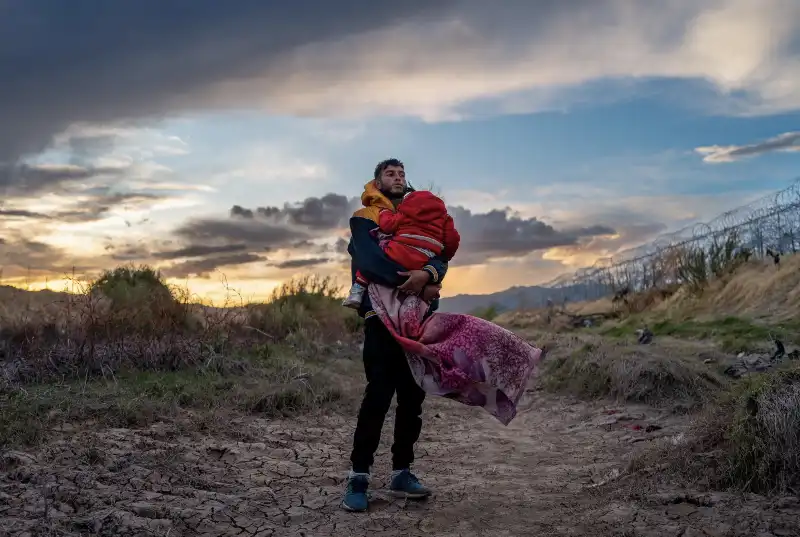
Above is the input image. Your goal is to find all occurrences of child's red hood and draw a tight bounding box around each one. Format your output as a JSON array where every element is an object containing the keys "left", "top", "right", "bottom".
[{"left": 399, "top": 190, "right": 448, "bottom": 223}]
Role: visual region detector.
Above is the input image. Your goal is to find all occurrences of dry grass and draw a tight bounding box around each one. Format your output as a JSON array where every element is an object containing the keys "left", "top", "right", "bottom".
[
  {"left": 0, "top": 267, "right": 364, "bottom": 449},
  {"left": 653, "top": 253, "right": 800, "bottom": 321},
  {"left": 503, "top": 251, "right": 800, "bottom": 497},
  {"left": 631, "top": 363, "right": 800, "bottom": 495},
  {"left": 527, "top": 331, "right": 729, "bottom": 408},
  {"left": 556, "top": 255, "right": 800, "bottom": 326}
]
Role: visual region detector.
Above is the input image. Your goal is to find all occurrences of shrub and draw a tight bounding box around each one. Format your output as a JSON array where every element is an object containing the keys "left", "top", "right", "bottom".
[
  {"left": 631, "top": 365, "right": 800, "bottom": 495},
  {"left": 246, "top": 275, "right": 362, "bottom": 342},
  {"left": 0, "top": 269, "right": 366, "bottom": 448},
  {"left": 541, "top": 339, "right": 728, "bottom": 407},
  {"left": 88, "top": 264, "right": 189, "bottom": 335},
  {"left": 470, "top": 303, "right": 501, "bottom": 321}
]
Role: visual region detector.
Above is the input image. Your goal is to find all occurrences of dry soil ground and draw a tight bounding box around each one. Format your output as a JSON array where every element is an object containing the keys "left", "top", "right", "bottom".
[{"left": 3, "top": 385, "right": 799, "bottom": 537}]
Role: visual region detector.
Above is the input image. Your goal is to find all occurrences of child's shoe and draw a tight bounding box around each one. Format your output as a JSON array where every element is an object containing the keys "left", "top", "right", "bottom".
[{"left": 342, "top": 283, "right": 366, "bottom": 309}]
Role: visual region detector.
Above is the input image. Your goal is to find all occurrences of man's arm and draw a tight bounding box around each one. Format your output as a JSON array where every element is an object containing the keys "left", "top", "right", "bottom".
[{"left": 349, "top": 216, "right": 447, "bottom": 286}]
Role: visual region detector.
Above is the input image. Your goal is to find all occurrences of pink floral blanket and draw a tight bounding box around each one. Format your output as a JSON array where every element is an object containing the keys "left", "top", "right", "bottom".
[{"left": 368, "top": 284, "right": 544, "bottom": 425}]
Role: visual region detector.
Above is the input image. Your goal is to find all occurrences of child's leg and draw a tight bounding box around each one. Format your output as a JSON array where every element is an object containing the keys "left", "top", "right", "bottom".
[{"left": 342, "top": 271, "right": 369, "bottom": 309}]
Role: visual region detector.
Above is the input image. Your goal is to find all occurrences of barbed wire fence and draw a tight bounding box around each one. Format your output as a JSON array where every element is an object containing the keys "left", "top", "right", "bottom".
[{"left": 541, "top": 178, "right": 800, "bottom": 304}]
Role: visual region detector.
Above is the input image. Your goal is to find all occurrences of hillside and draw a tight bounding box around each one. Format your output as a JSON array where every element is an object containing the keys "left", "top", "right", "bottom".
[{"left": 439, "top": 281, "right": 607, "bottom": 313}]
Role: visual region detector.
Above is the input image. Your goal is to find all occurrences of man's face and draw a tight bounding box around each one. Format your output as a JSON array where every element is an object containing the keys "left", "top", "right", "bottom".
[{"left": 376, "top": 165, "right": 406, "bottom": 196}]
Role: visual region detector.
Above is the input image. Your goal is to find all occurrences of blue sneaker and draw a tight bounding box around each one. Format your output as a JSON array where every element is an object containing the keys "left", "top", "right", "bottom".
[
  {"left": 341, "top": 473, "right": 369, "bottom": 512},
  {"left": 388, "top": 469, "right": 431, "bottom": 499}
]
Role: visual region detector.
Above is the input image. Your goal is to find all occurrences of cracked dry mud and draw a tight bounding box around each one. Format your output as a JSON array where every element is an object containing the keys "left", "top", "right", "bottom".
[{"left": 2, "top": 393, "right": 799, "bottom": 537}]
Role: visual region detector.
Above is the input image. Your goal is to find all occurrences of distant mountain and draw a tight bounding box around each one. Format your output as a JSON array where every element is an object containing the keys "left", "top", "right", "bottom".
[{"left": 438, "top": 281, "right": 612, "bottom": 313}]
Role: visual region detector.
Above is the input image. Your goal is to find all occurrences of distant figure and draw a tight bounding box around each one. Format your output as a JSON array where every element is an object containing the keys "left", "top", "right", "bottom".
[
  {"left": 612, "top": 287, "right": 630, "bottom": 304},
  {"left": 766, "top": 248, "right": 780, "bottom": 266},
  {"left": 636, "top": 326, "right": 653, "bottom": 344}
]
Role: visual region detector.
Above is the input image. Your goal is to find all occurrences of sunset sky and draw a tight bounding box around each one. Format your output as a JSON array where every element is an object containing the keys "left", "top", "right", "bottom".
[{"left": 2, "top": 1, "right": 800, "bottom": 303}]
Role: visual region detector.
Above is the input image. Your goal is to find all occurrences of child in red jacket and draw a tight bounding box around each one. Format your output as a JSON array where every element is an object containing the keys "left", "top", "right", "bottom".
[{"left": 342, "top": 190, "right": 460, "bottom": 309}]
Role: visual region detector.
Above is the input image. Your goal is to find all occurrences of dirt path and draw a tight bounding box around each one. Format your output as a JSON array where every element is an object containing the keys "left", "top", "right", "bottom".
[{"left": 2, "top": 392, "right": 798, "bottom": 536}]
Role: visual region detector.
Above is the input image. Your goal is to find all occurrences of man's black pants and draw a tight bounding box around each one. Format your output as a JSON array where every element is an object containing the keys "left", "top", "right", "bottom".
[{"left": 350, "top": 316, "right": 426, "bottom": 474}]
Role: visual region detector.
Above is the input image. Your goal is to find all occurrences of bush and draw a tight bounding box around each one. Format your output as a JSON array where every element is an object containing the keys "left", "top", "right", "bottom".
[
  {"left": 246, "top": 275, "right": 362, "bottom": 342},
  {"left": 0, "top": 269, "right": 365, "bottom": 449},
  {"left": 631, "top": 365, "right": 800, "bottom": 495},
  {"left": 470, "top": 303, "right": 501, "bottom": 321},
  {"left": 88, "top": 264, "right": 190, "bottom": 335},
  {"left": 541, "top": 339, "right": 728, "bottom": 407},
  {"left": 90, "top": 265, "right": 174, "bottom": 306}
]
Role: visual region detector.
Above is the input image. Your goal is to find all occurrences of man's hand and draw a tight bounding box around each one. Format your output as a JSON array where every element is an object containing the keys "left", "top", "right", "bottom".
[
  {"left": 420, "top": 284, "right": 442, "bottom": 303},
  {"left": 397, "top": 269, "right": 430, "bottom": 295}
]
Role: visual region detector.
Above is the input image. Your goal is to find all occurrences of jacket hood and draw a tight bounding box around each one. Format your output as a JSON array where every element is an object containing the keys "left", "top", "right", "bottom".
[
  {"left": 398, "top": 190, "right": 447, "bottom": 223},
  {"left": 360, "top": 181, "right": 396, "bottom": 212}
]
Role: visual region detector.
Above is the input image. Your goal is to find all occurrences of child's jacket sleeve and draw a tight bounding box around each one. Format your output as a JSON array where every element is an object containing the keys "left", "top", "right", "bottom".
[
  {"left": 442, "top": 215, "right": 460, "bottom": 262},
  {"left": 377, "top": 209, "right": 402, "bottom": 234}
]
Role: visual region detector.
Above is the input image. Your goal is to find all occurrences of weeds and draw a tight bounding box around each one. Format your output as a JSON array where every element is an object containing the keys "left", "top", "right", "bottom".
[
  {"left": 0, "top": 269, "right": 364, "bottom": 449},
  {"left": 599, "top": 315, "right": 800, "bottom": 353},
  {"left": 631, "top": 364, "right": 800, "bottom": 495},
  {"left": 470, "top": 304, "right": 501, "bottom": 321},
  {"left": 541, "top": 338, "right": 728, "bottom": 407}
]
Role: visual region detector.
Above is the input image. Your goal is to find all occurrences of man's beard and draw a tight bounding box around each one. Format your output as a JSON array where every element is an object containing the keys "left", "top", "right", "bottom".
[{"left": 381, "top": 185, "right": 408, "bottom": 202}]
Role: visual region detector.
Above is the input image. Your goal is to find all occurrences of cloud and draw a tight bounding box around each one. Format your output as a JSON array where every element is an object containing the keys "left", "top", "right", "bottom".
[
  {"left": 160, "top": 195, "right": 356, "bottom": 274},
  {"left": 542, "top": 222, "right": 669, "bottom": 268},
  {"left": 695, "top": 131, "right": 800, "bottom": 163},
  {"left": 172, "top": 219, "right": 307, "bottom": 252},
  {"left": 216, "top": 0, "right": 800, "bottom": 119},
  {"left": 0, "top": 209, "right": 47, "bottom": 219},
  {"left": 270, "top": 257, "right": 332, "bottom": 269},
  {"left": 189, "top": 197, "right": 617, "bottom": 266},
  {"left": 152, "top": 243, "right": 249, "bottom": 261},
  {"left": 0, "top": 1, "right": 451, "bottom": 165},
  {"left": 231, "top": 193, "right": 359, "bottom": 228},
  {"left": 0, "top": 163, "right": 126, "bottom": 197},
  {"left": 154, "top": 192, "right": 618, "bottom": 280},
  {"left": 160, "top": 253, "right": 266, "bottom": 279},
  {"left": 448, "top": 206, "right": 615, "bottom": 265},
  {"left": 2, "top": 0, "right": 800, "bottom": 175},
  {"left": 0, "top": 235, "right": 77, "bottom": 279},
  {"left": 1, "top": 192, "right": 166, "bottom": 225}
]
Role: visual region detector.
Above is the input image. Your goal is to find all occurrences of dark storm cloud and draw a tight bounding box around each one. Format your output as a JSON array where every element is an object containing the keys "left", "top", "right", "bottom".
[
  {"left": 231, "top": 193, "right": 359, "bottom": 229},
  {"left": 163, "top": 191, "right": 618, "bottom": 274},
  {"left": 448, "top": 206, "right": 616, "bottom": 263},
  {"left": 270, "top": 257, "right": 331, "bottom": 269},
  {"left": 174, "top": 219, "right": 307, "bottom": 246},
  {"left": 152, "top": 243, "right": 249, "bottom": 260},
  {"left": 58, "top": 192, "right": 162, "bottom": 223},
  {"left": 0, "top": 237, "right": 70, "bottom": 278},
  {"left": 160, "top": 253, "right": 264, "bottom": 279},
  {"left": 0, "top": 163, "right": 126, "bottom": 196},
  {"left": 159, "top": 193, "right": 360, "bottom": 276},
  {"left": 0, "top": 0, "right": 455, "bottom": 166},
  {"left": 175, "top": 194, "right": 358, "bottom": 253},
  {"left": 0, "top": 209, "right": 47, "bottom": 218},
  {"left": 334, "top": 237, "right": 351, "bottom": 254},
  {"left": 0, "top": 192, "right": 162, "bottom": 223}
]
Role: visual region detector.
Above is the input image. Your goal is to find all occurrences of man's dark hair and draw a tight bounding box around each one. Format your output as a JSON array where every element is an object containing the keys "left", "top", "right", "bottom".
[{"left": 373, "top": 158, "right": 404, "bottom": 180}]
